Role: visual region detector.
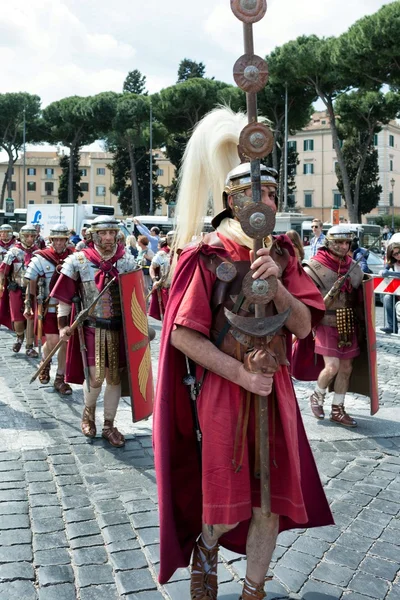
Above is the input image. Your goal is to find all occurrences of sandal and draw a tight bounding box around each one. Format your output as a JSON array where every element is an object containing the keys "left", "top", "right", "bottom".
[
  {"left": 330, "top": 404, "right": 357, "bottom": 427},
  {"left": 102, "top": 420, "right": 125, "bottom": 447},
  {"left": 81, "top": 406, "right": 96, "bottom": 438},
  {"left": 239, "top": 576, "right": 271, "bottom": 600},
  {"left": 39, "top": 360, "right": 52, "bottom": 385},
  {"left": 54, "top": 373, "right": 72, "bottom": 396},
  {"left": 310, "top": 390, "right": 325, "bottom": 420},
  {"left": 12, "top": 336, "right": 24, "bottom": 353},
  {"left": 26, "top": 345, "right": 39, "bottom": 358},
  {"left": 190, "top": 537, "right": 219, "bottom": 600}
]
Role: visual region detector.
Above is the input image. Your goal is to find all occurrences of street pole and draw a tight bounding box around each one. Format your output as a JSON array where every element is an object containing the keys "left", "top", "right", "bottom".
[
  {"left": 23, "top": 109, "right": 26, "bottom": 209},
  {"left": 149, "top": 102, "right": 153, "bottom": 215},
  {"left": 284, "top": 83, "right": 288, "bottom": 212},
  {"left": 391, "top": 177, "right": 395, "bottom": 230}
]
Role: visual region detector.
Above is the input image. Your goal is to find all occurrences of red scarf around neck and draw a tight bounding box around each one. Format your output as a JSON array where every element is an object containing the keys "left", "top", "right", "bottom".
[
  {"left": 82, "top": 243, "right": 126, "bottom": 290},
  {"left": 313, "top": 247, "right": 354, "bottom": 292}
]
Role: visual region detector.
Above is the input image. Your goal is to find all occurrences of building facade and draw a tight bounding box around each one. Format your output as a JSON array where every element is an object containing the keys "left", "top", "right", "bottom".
[
  {"left": 288, "top": 110, "right": 400, "bottom": 223},
  {"left": 0, "top": 149, "right": 176, "bottom": 218}
]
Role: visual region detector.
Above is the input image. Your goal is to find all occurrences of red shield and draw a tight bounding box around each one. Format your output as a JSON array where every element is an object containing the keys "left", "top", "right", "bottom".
[
  {"left": 348, "top": 276, "right": 379, "bottom": 415},
  {"left": 119, "top": 270, "right": 154, "bottom": 422}
]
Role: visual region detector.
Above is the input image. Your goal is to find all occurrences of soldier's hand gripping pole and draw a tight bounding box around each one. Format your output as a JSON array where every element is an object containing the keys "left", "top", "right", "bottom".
[
  {"left": 30, "top": 277, "right": 116, "bottom": 384},
  {"left": 72, "top": 295, "right": 91, "bottom": 393}
]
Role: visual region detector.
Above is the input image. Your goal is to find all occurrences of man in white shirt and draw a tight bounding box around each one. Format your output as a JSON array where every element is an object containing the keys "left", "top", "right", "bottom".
[{"left": 310, "top": 219, "right": 326, "bottom": 257}]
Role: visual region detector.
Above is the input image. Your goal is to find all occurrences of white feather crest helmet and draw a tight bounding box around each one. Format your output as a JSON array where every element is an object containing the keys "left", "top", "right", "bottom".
[{"left": 172, "top": 106, "right": 249, "bottom": 254}]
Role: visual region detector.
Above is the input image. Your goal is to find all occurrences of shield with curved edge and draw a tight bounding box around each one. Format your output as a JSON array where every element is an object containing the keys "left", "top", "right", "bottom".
[
  {"left": 119, "top": 270, "right": 154, "bottom": 422},
  {"left": 348, "top": 276, "right": 379, "bottom": 415}
]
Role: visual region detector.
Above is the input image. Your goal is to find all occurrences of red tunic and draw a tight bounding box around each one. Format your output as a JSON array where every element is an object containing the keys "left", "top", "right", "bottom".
[{"left": 153, "top": 235, "right": 333, "bottom": 585}]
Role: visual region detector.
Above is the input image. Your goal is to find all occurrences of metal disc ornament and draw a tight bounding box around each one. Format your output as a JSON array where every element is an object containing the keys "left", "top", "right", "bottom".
[
  {"left": 239, "top": 122, "right": 274, "bottom": 160},
  {"left": 216, "top": 261, "right": 237, "bottom": 283},
  {"left": 242, "top": 272, "right": 278, "bottom": 305},
  {"left": 231, "top": 0, "right": 267, "bottom": 23},
  {"left": 233, "top": 54, "right": 269, "bottom": 93},
  {"left": 238, "top": 203, "right": 275, "bottom": 239}
]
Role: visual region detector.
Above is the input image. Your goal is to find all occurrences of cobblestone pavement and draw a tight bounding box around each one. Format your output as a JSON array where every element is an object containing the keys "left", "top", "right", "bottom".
[{"left": 0, "top": 308, "right": 399, "bottom": 600}]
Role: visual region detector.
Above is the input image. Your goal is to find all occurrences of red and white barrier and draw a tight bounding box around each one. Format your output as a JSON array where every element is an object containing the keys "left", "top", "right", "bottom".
[{"left": 373, "top": 276, "right": 400, "bottom": 295}]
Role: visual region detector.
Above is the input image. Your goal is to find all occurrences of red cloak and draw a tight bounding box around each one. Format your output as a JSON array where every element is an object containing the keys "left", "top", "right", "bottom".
[{"left": 153, "top": 236, "right": 333, "bottom": 585}]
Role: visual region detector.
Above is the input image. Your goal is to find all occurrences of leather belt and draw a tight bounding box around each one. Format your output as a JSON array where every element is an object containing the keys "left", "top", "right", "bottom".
[{"left": 84, "top": 317, "right": 122, "bottom": 331}]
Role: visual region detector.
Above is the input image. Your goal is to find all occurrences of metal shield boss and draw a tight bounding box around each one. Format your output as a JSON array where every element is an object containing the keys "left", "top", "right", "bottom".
[
  {"left": 119, "top": 270, "right": 154, "bottom": 422},
  {"left": 348, "top": 276, "right": 379, "bottom": 415}
]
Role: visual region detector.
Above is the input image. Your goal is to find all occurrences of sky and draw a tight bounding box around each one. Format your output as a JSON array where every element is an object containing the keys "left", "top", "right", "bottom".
[{"left": 0, "top": 0, "right": 394, "bottom": 155}]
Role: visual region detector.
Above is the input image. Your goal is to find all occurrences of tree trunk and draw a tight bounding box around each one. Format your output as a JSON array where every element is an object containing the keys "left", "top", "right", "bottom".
[
  {"left": 68, "top": 145, "right": 74, "bottom": 204},
  {"left": 128, "top": 141, "right": 140, "bottom": 215},
  {"left": 323, "top": 97, "right": 355, "bottom": 220},
  {"left": 0, "top": 173, "right": 7, "bottom": 209},
  {"left": 353, "top": 130, "right": 375, "bottom": 221}
]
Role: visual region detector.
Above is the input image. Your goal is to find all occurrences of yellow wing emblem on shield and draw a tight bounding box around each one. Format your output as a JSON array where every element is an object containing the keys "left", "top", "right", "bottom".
[
  {"left": 138, "top": 346, "right": 151, "bottom": 401},
  {"left": 131, "top": 289, "right": 148, "bottom": 336}
]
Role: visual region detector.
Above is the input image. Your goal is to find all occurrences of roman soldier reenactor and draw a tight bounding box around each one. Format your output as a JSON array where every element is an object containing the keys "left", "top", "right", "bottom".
[
  {"left": 0, "top": 225, "right": 39, "bottom": 356},
  {"left": 0, "top": 225, "right": 17, "bottom": 264},
  {"left": 25, "top": 224, "right": 75, "bottom": 395}
]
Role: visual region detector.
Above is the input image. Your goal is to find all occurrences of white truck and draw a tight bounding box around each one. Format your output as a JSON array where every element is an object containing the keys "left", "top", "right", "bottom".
[{"left": 26, "top": 204, "right": 115, "bottom": 238}]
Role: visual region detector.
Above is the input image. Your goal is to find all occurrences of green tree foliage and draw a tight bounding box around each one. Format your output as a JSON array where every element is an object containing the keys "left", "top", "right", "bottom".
[
  {"left": 107, "top": 94, "right": 166, "bottom": 215},
  {"left": 336, "top": 137, "right": 382, "bottom": 222},
  {"left": 164, "top": 177, "right": 178, "bottom": 205},
  {"left": 0, "top": 92, "right": 42, "bottom": 207},
  {"left": 152, "top": 78, "right": 239, "bottom": 169},
  {"left": 334, "top": 90, "right": 400, "bottom": 220},
  {"left": 109, "top": 145, "right": 161, "bottom": 215},
  {"left": 177, "top": 59, "right": 206, "bottom": 83},
  {"left": 123, "top": 70, "right": 148, "bottom": 95},
  {"left": 58, "top": 148, "right": 83, "bottom": 204},
  {"left": 43, "top": 93, "right": 117, "bottom": 203},
  {"left": 336, "top": 3, "right": 400, "bottom": 90}
]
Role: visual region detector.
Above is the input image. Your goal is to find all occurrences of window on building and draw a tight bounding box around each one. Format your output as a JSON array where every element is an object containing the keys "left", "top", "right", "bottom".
[
  {"left": 27, "top": 168, "right": 36, "bottom": 175},
  {"left": 96, "top": 185, "right": 106, "bottom": 196},
  {"left": 97, "top": 168, "right": 106, "bottom": 175},
  {"left": 374, "top": 134, "right": 378, "bottom": 146},
  {"left": 389, "top": 135, "right": 395, "bottom": 148},
  {"left": 321, "top": 120, "right": 326, "bottom": 125},
  {"left": 44, "top": 168, "right": 54, "bottom": 177},
  {"left": 156, "top": 168, "right": 164, "bottom": 176},
  {"left": 28, "top": 200, "right": 35, "bottom": 204},
  {"left": 11, "top": 182, "right": 16, "bottom": 191},
  {"left": 81, "top": 168, "right": 87, "bottom": 177},
  {"left": 304, "top": 192, "right": 313, "bottom": 208},
  {"left": 303, "top": 139, "right": 314, "bottom": 151},
  {"left": 27, "top": 182, "right": 36, "bottom": 192},
  {"left": 82, "top": 200, "right": 87, "bottom": 204},
  {"left": 46, "top": 201, "right": 52, "bottom": 204},
  {"left": 332, "top": 139, "right": 344, "bottom": 149},
  {"left": 45, "top": 182, "right": 54, "bottom": 195},
  {"left": 288, "top": 141, "right": 297, "bottom": 151},
  {"left": 303, "top": 163, "right": 314, "bottom": 175},
  {"left": 390, "top": 160, "right": 394, "bottom": 172},
  {"left": 287, "top": 193, "right": 296, "bottom": 205},
  {"left": 333, "top": 192, "right": 342, "bottom": 208},
  {"left": 334, "top": 161, "right": 339, "bottom": 173},
  {"left": 80, "top": 182, "right": 89, "bottom": 192}
]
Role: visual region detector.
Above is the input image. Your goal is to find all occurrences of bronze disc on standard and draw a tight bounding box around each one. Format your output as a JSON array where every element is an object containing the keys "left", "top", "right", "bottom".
[
  {"left": 233, "top": 54, "right": 269, "bottom": 93},
  {"left": 242, "top": 271, "right": 278, "bottom": 305},
  {"left": 238, "top": 203, "right": 275, "bottom": 239},
  {"left": 231, "top": 0, "right": 267, "bottom": 23},
  {"left": 239, "top": 122, "right": 274, "bottom": 160}
]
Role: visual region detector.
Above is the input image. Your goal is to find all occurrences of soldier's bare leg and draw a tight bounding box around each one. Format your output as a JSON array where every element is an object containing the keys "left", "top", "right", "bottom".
[
  {"left": 310, "top": 356, "right": 339, "bottom": 419},
  {"left": 38, "top": 333, "right": 58, "bottom": 384},
  {"left": 102, "top": 372, "right": 124, "bottom": 447},
  {"left": 13, "top": 321, "right": 25, "bottom": 353},
  {"left": 190, "top": 522, "right": 239, "bottom": 600},
  {"left": 25, "top": 318, "right": 38, "bottom": 357},
  {"left": 53, "top": 340, "right": 72, "bottom": 395},
  {"left": 81, "top": 366, "right": 102, "bottom": 437},
  {"left": 331, "top": 358, "right": 356, "bottom": 427},
  {"left": 243, "top": 509, "right": 279, "bottom": 597}
]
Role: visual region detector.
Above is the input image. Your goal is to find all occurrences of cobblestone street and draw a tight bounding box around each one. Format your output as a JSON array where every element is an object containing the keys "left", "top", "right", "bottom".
[{"left": 0, "top": 308, "right": 399, "bottom": 600}]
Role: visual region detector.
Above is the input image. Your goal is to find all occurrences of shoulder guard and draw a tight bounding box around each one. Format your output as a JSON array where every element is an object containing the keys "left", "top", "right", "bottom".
[
  {"left": 117, "top": 250, "right": 139, "bottom": 273},
  {"left": 60, "top": 253, "right": 81, "bottom": 280},
  {"left": 25, "top": 255, "right": 45, "bottom": 280}
]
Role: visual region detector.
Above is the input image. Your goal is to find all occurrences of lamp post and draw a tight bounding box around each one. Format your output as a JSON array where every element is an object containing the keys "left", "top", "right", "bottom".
[{"left": 391, "top": 177, "right": 395, "bottom": 230}]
